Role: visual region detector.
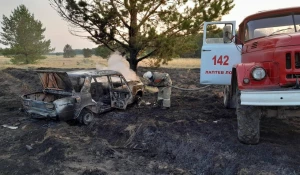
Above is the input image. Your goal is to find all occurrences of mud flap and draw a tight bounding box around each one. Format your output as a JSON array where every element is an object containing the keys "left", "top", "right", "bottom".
[{"left": 200, "top": 21, "right": 241, "bottom": 85}]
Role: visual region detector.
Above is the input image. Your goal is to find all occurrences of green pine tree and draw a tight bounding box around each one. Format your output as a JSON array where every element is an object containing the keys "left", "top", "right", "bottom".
[
  {"left": 0, "top": 5, "right": 54, "bottom": 64},
  {"left": 63, "top": 44, "right": 76, "bottom": 58},
  {"left": 82, "top": 48, "right": 93, "bottom": 58},
  {"left": 94, "top": 46, "right": 112, "bottom": 59},
  {"left": 50, "top": 0, "right": 234, "bottom": 71}
]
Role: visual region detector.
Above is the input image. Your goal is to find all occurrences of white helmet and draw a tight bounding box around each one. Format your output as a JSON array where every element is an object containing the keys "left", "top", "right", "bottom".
[{"left": 143, "top": 71, "right": 152, "bottom": 79}]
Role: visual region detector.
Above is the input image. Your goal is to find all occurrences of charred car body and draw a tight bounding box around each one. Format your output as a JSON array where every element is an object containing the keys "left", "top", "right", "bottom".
[
  {"left": 201, "top": 7, "right": 300, "bottom": 144},
  {"left": 21, "top": 69, "right": 144, "bottom": 124}
]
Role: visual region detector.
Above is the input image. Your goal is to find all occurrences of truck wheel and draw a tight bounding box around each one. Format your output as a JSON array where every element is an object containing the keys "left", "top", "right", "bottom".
[
  {"left": 223, "top": 85, "right": 233, "bottom": 108},
  {"left": 79, "top": 109, "right": 94, "bottom": 125},
  {"left": 236, "top": 88, "right": 262, "bottom": 144}
]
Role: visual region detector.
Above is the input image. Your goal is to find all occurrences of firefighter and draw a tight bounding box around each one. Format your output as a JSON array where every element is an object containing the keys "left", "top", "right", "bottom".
[{"left": 143, "top": 71, "right": 172, "bottom": 109}]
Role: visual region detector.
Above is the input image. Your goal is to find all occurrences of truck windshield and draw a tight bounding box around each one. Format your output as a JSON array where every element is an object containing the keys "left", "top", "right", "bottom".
[{"left": 245, "top": 14, "right": 300, "bottom": 41}]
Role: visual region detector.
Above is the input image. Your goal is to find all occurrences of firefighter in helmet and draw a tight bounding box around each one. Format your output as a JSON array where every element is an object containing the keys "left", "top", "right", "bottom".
[{"left": 143, "top": 71, "right": 172, "bottom": 109}]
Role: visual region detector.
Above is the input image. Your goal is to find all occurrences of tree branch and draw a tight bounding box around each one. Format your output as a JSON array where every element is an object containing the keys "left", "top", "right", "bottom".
[
  {"left": 109, "top": 0, "right": 130, "bottom": 29},
  {"left": 137, "top": 49, "right": 157, "bottom": 62},
  {"left": 138, "top": 2, "right": 162, "bottom": 29},
  {"left": 50, "top": 0, "right": 130, "bottom": 50}
]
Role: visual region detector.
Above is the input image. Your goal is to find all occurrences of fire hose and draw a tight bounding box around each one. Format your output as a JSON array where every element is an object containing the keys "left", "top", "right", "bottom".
[
  {"left": 169, "top": 85, "right": 210, "bottom": 91},
  {"left": 141, "top": 77, "right": 211, "bottom": 92},
  {"left": 144, "top": 85, "right": 211, "bottom": 93}
]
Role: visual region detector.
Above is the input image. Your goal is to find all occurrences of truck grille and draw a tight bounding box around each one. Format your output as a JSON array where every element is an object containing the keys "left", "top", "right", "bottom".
[
  {"left": 286, "top": 53, "right": 291, "bottom": 69},
  {"left": 295, "top": 52, "right": 300, "bottom": 68},
  {"left": 285, "top": 52, "right": 300, "bottom": 69},
  {"left": 286, "top": 74, "right": 300, "bottom": 79},
  {"left": 285, "top": 52, "right": 300, "bottom": 79}
]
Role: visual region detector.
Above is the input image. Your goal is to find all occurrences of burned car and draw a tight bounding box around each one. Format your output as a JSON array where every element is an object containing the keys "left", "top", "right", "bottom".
[{"left": 21, "top": 69, "right": 144, "bottom": 124}]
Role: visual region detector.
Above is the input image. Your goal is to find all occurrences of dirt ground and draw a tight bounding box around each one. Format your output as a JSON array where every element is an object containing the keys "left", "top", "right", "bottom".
[{"left": 0, "top": 67, "right": 299, "bottom": 175}]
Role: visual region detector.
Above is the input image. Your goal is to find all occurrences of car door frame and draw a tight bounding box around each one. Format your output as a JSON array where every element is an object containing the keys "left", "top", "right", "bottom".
[{"left": 108, "top": 75, "right": 133, "bottom": 109}]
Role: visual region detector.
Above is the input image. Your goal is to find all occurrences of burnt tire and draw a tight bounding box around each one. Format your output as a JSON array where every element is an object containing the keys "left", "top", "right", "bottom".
[
  {"left": 79, "top": 109, "right": 94, "bottom": 125},
  {"left": 134, "top": 93, "right": 143, "bottom": 105},
  {"left": 236, "top": 89, "right": 262, "bottom": 144}
]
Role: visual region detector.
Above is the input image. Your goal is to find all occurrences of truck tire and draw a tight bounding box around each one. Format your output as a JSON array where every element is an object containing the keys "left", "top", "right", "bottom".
[
  {"left": 223, "top": 85, "right": 235, "bottom": 108},
  {"left": 236, "top": 88, "right": 261, "bottom": 144},
  {"left": 79, "top": 109, "right": 94, "bottom": 125}
]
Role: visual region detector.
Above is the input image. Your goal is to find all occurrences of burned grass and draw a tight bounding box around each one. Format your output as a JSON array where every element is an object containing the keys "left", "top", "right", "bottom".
[{"left": 0, "top": 68, "right": 299, "bottom": 174}]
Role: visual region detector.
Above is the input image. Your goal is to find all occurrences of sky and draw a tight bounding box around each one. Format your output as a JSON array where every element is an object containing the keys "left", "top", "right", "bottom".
[{"left": 0, "top": 0, "right": 299, "bottom": 52}]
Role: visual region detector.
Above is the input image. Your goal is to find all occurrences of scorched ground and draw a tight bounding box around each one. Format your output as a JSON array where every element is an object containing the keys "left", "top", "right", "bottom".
[{"left": 0, "top": 67, "right": 299, "bottom": 174}]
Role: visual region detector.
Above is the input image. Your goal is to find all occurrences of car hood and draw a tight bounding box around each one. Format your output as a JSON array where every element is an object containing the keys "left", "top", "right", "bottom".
[{"left": 37, "top": 71, "right": 73, "bottom": 92}]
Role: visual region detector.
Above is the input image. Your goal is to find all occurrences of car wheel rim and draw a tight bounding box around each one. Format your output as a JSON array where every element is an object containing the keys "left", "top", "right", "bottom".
[{"left": 83, "top": 113, "right": 93, "bottom": 123}]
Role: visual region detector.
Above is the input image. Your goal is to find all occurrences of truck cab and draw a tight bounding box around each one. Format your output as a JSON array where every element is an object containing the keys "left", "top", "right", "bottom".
[{"left": 201, "top": 7, "right": 300, "bottom": 144}]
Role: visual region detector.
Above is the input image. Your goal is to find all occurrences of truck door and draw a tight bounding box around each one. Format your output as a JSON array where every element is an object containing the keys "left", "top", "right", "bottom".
[{"left": 200, "top": 21, "right": 241, "bottom": 85}]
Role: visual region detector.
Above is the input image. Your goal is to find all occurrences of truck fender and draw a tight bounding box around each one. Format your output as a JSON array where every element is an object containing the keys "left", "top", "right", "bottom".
[
  {"left": 234, "top": 63, "right": 245, "bottom": 89},
  {"left": 224, "top": 67, "right": 238, "bottom": 108},
  {"left": 231, "top": 67, "right": 237, "bottom": 90},
  {"left": 224, "top": 66, "right": 244, "bottom": 108},
  {"left": 234, "top": 62, "right": 269, "bottom": 90},
  {"left": 234, "top": 63, "right": 255, "bottom": 89}
]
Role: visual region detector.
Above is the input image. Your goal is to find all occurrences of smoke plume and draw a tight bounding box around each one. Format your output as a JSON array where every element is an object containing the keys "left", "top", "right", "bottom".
[{"left": 96, "top": 52, "right": 140, "bottom": 81}]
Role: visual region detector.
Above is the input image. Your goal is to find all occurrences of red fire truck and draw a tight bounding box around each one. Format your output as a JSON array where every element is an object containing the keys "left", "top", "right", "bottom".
[{"left": 201, "top": 7, "right": 300, "bottom": 144}]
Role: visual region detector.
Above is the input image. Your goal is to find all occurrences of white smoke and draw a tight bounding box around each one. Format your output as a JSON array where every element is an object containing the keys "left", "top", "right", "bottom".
[{"left": 96, "top": 52, "right": 140, "bottom": 81}]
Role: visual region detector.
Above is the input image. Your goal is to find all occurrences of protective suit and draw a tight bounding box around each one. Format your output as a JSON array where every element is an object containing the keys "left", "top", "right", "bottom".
[{"left": 143, "top": 71, "right": 172, "bottom": 108}]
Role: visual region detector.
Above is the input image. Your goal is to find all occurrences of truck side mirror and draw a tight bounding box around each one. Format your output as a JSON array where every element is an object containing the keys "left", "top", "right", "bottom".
[{"left": 223, "top": 25, "right": 233, "bottom": 43}]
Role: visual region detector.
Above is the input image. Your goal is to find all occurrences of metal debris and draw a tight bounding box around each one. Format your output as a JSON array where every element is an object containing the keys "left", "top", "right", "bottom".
[
  {"left": 145, "top": 102, "right": 151, "bottom": 105},
  {"left": 26, "top": 145, "right": 33, "bottom": 151},
  {"left": 213, "top": 120, "right": 221, "bottom": 124},
  {"left": 2, "top": 124, "right": 18, "bottom": 130}
]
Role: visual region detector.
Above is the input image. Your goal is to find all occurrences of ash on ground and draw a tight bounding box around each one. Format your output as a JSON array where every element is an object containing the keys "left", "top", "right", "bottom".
[{"left": 0, "top": 67, "right": 299, "bottom": 175}]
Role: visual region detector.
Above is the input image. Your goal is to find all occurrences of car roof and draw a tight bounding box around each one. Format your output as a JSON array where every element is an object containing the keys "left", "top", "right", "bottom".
[
  {"left": 36, "top": 69, "right": 122, "bottom": 77},
  {"left": 67, "top": 69, "right": 122, "bottom": 77}
]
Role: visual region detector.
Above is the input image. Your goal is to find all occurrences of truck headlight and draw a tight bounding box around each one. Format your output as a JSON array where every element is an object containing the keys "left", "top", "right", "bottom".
[{"left": 252, "top": 67, "right": 266, "bottom": 80}]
